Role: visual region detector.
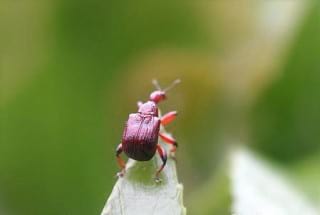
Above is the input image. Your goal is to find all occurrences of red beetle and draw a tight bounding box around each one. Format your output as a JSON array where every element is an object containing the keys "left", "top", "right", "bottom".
[{"left": 116, "top": 79, "right": 180, "bottom": 181}]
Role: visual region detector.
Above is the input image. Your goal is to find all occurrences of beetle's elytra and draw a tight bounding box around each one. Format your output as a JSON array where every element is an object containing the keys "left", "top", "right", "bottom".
[{"left": 116, "top": 79, "right": 180, "bottom": 181}]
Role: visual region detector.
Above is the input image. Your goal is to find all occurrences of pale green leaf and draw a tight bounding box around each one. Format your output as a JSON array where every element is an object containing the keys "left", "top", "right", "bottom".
[
  {"left": 101, "top": 124, "right": 185, "bottom": 215},
  {"left": 230, "top": 148, "right": 320, "bottom": 215}
]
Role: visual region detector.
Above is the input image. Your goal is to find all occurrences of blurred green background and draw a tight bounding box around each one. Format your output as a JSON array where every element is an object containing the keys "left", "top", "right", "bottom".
[{"left": 1, "top": 1, "right": 319, "bottom": 214}]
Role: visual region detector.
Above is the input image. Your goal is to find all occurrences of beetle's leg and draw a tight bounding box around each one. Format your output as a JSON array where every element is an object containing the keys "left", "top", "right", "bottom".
[
  {"left": 155, "top": 144, "right": 167, "bottom": 182},
  {"left": 137, "top": 101, "right": 143, "bottom": 108},
  {"left": 160, "top": 111, "right": 177, "bottom": 126},
  {"left": 116, "top": 143, "right": 126, "bottom": 177},
  {"left": 159, "top": 132, "right": 178, "bottom": 153}
]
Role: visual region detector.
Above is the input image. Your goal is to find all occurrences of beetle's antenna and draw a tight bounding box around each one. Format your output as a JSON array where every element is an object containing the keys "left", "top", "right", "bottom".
[
  {"left": 164, "top": 79, "right": 181, "bottom": 92},
  {"left": 152, "top": 79, "right": 162, "bottom": 90}
]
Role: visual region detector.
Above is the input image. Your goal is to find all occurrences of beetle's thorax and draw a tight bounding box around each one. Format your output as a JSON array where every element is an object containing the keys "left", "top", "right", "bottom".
[{"left": 138, "top": 101, "right": 158, "bottom": 116}]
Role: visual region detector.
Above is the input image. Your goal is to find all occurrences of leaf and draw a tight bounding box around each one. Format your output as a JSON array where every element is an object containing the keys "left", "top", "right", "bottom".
[
  {"left": 101, "top": 125, "right": 186, "bottom": 215},
  {"left": 230, "top": 148, "right": 320, "bottom": 215}
]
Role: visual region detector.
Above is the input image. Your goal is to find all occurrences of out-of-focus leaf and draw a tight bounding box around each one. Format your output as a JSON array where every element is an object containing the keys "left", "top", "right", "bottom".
[
  {"left": 251, "top": 2, "right": 320, "bottom": 161},
  {"left": 230, "top": 148, "right": 320, "bottom": 215}
]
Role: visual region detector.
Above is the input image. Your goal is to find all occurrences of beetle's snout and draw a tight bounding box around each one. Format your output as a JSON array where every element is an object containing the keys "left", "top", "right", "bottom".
[{"left": 150, "top": 91, "right": 166, "bottom": 103}]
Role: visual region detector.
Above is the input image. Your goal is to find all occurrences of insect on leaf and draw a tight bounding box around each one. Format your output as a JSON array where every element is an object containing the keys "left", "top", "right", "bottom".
[{"left": 101, "top": 116, "right": 186, "bottom": 215}]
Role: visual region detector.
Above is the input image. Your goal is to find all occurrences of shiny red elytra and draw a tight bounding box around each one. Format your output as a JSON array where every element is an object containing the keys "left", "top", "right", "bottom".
[{"left": 116, "top": 79, "right": 180, "bottom": 181}]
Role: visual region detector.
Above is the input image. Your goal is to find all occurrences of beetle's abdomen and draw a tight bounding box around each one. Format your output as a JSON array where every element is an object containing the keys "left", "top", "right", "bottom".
[{"left": 122, "top": 113, "right": 160, "bottom": 161}]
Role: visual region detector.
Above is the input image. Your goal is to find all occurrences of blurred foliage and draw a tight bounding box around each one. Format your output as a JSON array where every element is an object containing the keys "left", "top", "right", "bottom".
[
  {"left": 251, "top": 3, "right": 320, "bottom": 162},
  {"left": 186, "top": 160, "right": 230, "bottom": 215},
  {"left": 0, "top": 1, "right": 320, "bottom": 215},
  {"left": 290, "top": 151, "right": 320, "bottom": 203}
]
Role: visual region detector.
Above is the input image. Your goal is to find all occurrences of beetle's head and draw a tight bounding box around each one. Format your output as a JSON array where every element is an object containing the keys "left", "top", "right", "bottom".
[
  {"left": 150, "top": 90, "right": 166, "bottom": 103},
  {"left": 149, "top": 79, "right": 180, "bottom": 104}
]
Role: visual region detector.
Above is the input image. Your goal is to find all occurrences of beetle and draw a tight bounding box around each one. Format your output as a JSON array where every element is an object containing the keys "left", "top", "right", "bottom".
[{"left": 115, "top": 79, "right": 180, "bottom": 182}]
